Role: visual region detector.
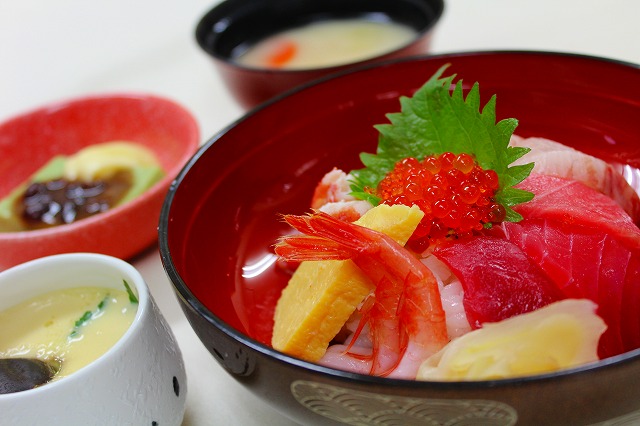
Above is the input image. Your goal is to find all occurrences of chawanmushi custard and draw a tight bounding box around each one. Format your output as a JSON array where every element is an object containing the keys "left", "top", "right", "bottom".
[
  {"left": 0, "top": 141, "right": 164, "bottom": 232},
  {"left": 0, "top": 281, "right": 138, "bottom": 392}
]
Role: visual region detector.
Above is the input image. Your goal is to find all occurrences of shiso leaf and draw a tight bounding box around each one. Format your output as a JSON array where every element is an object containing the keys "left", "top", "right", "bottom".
[{"left": 349, "top": 64, "right": 534, "bottom": 221}]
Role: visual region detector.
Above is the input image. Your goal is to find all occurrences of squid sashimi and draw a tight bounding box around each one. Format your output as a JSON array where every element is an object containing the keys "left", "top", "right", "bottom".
[
  {"left": 511, "top": 136, "right": 640, "bottom": 223},
  {"left": 433, "top": 236, "right": 565, "bottom": 329}
]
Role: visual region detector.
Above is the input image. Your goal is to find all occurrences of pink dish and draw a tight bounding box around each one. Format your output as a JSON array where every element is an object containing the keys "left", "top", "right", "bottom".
[{"left": 0, "top": 94, "right": 199, "bottom": 271}]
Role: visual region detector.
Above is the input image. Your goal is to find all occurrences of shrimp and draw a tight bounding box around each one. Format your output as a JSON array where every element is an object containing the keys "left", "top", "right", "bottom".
[{"left": 274, "top": 210, "right": 449, "bottom": 379}]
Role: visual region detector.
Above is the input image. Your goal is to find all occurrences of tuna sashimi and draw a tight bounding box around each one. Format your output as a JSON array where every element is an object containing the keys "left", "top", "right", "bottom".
[
  {"left": 433, "top": 236, "right": 564, "bottom": 329},
  {"left": 494, "top": 174, "right": 640, "bottom": 358},
  {"left": 434, "top": 174, "right": 640, "bottom": 358},
  {"left": 511, "top": 136, "right": 640, "bottom": 223},
  {"left": 499, "top": 219, "right": 640, "bottom": 358},
  {"left": 515, "top": 174, "right": 640, "bottom": 250}
]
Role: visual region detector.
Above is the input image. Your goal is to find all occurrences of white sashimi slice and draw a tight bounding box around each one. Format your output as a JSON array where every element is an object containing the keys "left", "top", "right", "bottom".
[
  {"left": 319, "top": 344, "right": 373, "bottom": 375},
  {"left": 318, "top": 200, "right": 372, "bottom": 222},
  {"left": 511, "top": 135, "right": 640, "bottom": 222},
  {"left": 439, "top": 280, "right": 472, "bottom": 339},
  {"left": 422, "top": 254, "right": 471, "bottom": 339}
]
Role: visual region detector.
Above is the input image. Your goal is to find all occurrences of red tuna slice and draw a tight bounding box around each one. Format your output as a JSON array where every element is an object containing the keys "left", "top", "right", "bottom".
[
  {"left": 508, "top": 174, "right": 640, "bottom": 357},
  {"left": 433, "top": 236, "right": 565, "bottom": 330},
  {"left": 515, "top": 174, "right": 640, "bottom": 251},
  {"left": 510, "top": 136, "right": 640, "bottom": 223},
  {"left": 500, "top": 219, "right": 640, "bottom": 358}
]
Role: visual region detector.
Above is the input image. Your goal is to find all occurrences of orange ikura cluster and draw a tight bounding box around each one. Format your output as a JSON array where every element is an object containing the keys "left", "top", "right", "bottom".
[{"left": 375, "top": 152, "right": 506, "bottom": 251}]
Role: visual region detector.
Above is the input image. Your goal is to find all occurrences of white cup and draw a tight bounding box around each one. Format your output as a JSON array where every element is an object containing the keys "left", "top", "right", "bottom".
[{"left": 0, "top": 253, "right": 187, "bottom": 425}]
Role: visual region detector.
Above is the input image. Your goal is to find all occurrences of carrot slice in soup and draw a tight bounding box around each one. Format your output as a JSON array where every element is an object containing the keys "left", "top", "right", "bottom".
[{"left": 266, "top": 40, "right": 297, "bottom": 67}]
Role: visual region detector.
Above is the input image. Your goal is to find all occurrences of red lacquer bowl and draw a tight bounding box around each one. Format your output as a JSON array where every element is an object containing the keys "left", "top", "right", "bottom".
[
  {"left": 160, "top": 52, "right": 640, "bottom": 425},
  {"left": 0, "top": 94, "right": 199, "bottom": 271}
]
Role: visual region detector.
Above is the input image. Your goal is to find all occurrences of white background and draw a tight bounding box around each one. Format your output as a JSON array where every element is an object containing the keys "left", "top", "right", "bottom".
[{"left": 1, "top": 1, "right": 639, "bottom": 424}]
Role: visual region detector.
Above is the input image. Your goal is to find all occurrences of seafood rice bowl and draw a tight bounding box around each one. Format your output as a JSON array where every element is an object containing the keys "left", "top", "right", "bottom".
[{"left": 160, "top": 51, "right": 640, "bottom": 426}]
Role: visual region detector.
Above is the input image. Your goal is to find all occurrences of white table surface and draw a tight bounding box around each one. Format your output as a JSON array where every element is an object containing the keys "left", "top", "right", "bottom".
[{"left": 2, "top": 1, "right": 639, "bottom": 424}]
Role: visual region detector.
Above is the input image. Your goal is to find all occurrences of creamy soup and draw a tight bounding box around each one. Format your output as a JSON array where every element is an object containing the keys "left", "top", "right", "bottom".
[
  {"left": 0, "top": 286, "right": 137, "bottom": 382},
  {"left": 236, "top": 18, "right": 417, "bottom": 70}
]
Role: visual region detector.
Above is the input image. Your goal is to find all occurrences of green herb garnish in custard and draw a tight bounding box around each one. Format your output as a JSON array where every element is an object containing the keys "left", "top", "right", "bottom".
[
  {"left": 69, "top": 295, "right": 109, "bottom": 339},
  {"left": 123, "top": 279, "right": 139, "bottom": 304}
]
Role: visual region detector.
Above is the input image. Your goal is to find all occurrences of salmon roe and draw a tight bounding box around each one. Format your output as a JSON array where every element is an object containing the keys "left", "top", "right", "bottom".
[{"left": 375, "top": 152, "right": 505, "bottom": 251}]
